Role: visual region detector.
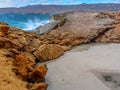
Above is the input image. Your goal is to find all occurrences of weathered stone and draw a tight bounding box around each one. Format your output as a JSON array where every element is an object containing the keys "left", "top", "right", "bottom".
[
  {"left": 30, "top": 82, "right": 47, "bottom": 90},
  {"left": 35, "top": 20, "right": 62, "bottom": 34},
  {"left": 13, "top": 52, "right": 36, "bottom": 80},
  {"left": 96, "top": 24, "right": 120, "bottom": 43},
  {"left": 28, "top": 64, "right": 48, "bottom": 82},
  {"left": 61, "top": 45, "right": 72, "bottom": 51},
  {"left": 34, "top": 44, "right": 64, "bottom": 62},
  {"left": 25, "top": 38, "right": 41, "bottom": 52}
]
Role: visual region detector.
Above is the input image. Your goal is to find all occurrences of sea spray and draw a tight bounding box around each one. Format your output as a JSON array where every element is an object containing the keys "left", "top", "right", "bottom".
[
  {"left": 23, "top": 18, "right": 50, "bottom": 31},
  {"left": 0, "top": 13, "right": 50, "bottom": 31}
]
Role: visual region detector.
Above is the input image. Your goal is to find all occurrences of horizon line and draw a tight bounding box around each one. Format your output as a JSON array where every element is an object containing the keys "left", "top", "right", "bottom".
[{"left": 0, "top": 3, "right": 120, "bottom": 8}]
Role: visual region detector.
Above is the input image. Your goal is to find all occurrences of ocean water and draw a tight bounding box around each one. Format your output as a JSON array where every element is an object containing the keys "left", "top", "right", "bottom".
[{"left": 0, "top": 13, "right": 51, "bottom": 31}]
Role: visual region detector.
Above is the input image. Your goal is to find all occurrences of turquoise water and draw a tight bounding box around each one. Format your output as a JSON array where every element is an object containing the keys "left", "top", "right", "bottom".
[{"left": 0, "top": 13, "right": 51, "bottom": 31}]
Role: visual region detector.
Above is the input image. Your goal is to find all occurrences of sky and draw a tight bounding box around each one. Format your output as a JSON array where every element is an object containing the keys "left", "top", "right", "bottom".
[{"left": 0, "top": 0, "right": 120, "bottom": 8}]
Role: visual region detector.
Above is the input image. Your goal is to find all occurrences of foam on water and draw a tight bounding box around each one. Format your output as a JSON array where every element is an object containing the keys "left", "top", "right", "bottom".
[
  {"left": 0, "top": 13, "right": 50, "bottom": 31},
  {"left": 23, "top": 18, "right": 50, "bottom": 31}
]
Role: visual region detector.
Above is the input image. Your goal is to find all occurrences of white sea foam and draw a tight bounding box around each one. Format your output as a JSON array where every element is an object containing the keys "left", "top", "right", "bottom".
[{"left": 23, "top": 18, "right": 49, "bottom": 31}]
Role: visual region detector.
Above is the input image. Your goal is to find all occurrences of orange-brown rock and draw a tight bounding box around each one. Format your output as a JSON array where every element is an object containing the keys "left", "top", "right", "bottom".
[
  {"left": 13, "top": 52, "right": 36, "bottom": 80},
  {"left": 25, "top": 38, "right": 41, "bottom": 52},
  {"left": 61, "top": 45, "right": 72, "bottom": 51},
  {"left": 30, "top": 82, "right": 47, "bottom": 90},
  {"left": 34, "top": 44, "right": 64, "bottom": 61},
  {"left": 28, "top": 64, "right": 48, "bottom": 82},
  {"left": 0, "top": 22, "right": 8, "bottom": 25},
  {"left": 0, "top": 25, "right": 9, "bottom": 36}
]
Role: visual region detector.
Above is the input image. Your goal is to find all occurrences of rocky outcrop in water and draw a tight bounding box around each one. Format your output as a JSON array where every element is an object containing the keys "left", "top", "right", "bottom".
[
  {"left": 35, "top": 21, "right": 60, "bottom": 34},
  {"left": 35, "top": 13, "right": 68, "bottom": 34}
]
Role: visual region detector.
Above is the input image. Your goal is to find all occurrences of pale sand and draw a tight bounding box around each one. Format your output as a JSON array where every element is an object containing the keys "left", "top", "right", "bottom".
[{"left": 45, "top": 43, "right": 120, "bottom": 90}]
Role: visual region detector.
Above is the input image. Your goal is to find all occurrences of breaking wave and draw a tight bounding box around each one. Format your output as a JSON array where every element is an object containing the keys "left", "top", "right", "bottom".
[
  {"left": 23, "top": 18, "right": 49, "bottom": 31},
  {"left": 0, "top": 13, "right": 50, "bottom": 31}
]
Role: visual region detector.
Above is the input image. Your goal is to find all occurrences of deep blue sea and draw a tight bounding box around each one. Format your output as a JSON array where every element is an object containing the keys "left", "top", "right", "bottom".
[{"left": 0, "top": 13, "right": 51, "bottom": 31}]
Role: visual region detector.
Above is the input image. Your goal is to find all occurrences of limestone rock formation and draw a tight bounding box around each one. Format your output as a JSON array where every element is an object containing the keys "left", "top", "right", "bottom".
[{"left": 34, "top": 44, "right": 64, "bottom": 62}]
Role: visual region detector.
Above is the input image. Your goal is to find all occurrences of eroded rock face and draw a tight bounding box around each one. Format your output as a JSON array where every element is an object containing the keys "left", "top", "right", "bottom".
[
  {"left": 13, "top": 53, "right": 48, "bottom": 90},
  {"left": 28, "top": 64, "right": 48, "bottom": 82},
  {"left": 95, "top": 24, "right": 120, "bottom": 43},
  {"left": 34, "top": 44, "right": 64, "bottom": 62},
  {"left": 95, "top": 12, "right": 120, "bottom": 43},
  {"left": 13, "top": 52, "right": 36, "bottom": 80}
]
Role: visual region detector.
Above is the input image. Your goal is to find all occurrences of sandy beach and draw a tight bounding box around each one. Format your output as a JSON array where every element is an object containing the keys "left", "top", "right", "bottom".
[{"left": 45, "top": 43, "right": 120, "bottom": 90}]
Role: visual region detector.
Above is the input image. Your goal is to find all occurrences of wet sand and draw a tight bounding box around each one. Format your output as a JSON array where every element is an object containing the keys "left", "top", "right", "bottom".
[{"left": 45, "top": 43, "right": 120, "bottom": 90}]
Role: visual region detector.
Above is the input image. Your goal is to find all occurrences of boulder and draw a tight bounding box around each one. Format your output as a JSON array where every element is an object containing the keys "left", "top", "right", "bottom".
[
  {"left": 34, "top": 44, "right": 64, "bottom": 62},
  {"left": 28, "top": 64, "right": 48, "bottom": 82}
]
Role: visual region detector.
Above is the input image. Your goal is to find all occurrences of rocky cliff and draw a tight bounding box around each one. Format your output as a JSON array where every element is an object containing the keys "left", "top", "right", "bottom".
[{"left": 0, "top": 12, "right": 120, "bottom": 90}]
